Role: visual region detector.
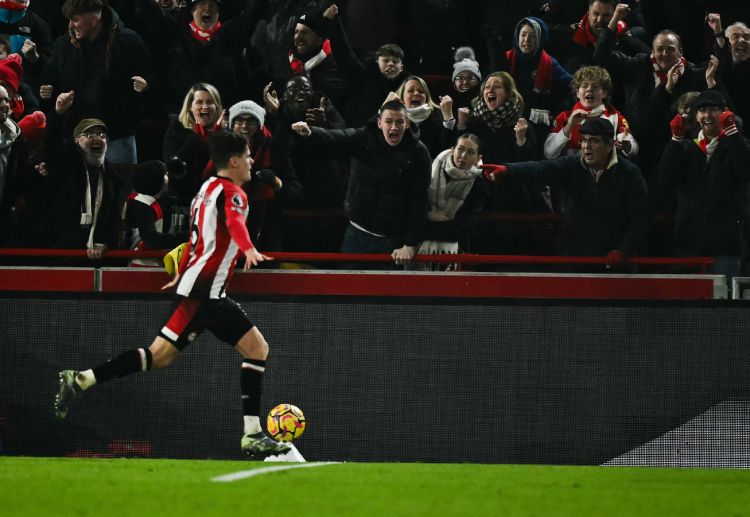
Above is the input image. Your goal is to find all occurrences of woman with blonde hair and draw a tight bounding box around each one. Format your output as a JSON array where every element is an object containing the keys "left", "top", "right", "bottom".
[
  {"left": 392, "top": 75, "right": 449, "bottom": 158},
  {"left": 163, "top": 82, "right": 225, "bottom": 206}
]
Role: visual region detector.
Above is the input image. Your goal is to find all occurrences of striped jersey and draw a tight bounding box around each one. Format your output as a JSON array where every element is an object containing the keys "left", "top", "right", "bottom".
[{"left": 177, "top": 176, "right": 254, "bottom": 299}]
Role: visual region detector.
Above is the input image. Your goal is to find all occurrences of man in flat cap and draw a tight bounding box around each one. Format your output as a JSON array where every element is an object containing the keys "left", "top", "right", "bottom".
[
  {"left": 30, "top": 90, "right": 124, "bottom": 258},
  {"left": 656, "top": 89, "right": 750, "bottom": 282},
  {"left": 483, "top": 117, "right": 650, "bottom": 269}
]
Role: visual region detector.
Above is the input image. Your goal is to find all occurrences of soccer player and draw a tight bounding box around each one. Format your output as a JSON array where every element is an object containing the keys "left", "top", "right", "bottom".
[{"left": 54, "top": 130, "right": 291, "bottom": 460}]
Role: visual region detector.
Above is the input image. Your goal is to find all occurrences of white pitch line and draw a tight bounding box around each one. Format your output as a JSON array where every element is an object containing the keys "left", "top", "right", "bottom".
[{"left": 211, "top": 462, "right": 340, "bottom": 482}]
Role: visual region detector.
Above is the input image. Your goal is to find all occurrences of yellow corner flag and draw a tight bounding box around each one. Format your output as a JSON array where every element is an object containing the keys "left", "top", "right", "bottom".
[{"left": 164, "top": 242, "right": 188, "bottom": 276}]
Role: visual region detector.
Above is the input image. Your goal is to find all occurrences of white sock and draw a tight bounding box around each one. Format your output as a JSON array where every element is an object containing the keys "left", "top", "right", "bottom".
[
  {"left": 75, "top": 370, "right": 97, "bottom": 391},
  {"left": 243, "top": 415, "right": 261, "bottom": 435}
]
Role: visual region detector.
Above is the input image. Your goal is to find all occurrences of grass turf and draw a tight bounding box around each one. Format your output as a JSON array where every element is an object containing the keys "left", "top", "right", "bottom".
[{"left": 2, "top": 457, "right": 749, "bottom": 516}]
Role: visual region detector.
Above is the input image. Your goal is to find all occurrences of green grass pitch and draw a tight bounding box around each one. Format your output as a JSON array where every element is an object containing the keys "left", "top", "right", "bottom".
[{"left": 2, "top": 457, "right": 749, "bottom": 516}]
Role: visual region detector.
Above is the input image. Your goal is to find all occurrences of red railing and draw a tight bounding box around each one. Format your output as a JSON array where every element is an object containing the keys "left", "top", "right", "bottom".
[{"left": 0, "top": 248, "right": 714, "bottom": 273}]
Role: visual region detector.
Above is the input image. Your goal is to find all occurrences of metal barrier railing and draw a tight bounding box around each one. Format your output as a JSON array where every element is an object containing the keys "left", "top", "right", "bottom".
[{"left": 0, "top": 248, "right": 714, "bottom": 273}]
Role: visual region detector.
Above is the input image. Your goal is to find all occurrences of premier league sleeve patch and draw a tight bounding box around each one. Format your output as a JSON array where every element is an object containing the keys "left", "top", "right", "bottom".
[{"left": 229, "top": 192, "right": 246, "bottom": 214}]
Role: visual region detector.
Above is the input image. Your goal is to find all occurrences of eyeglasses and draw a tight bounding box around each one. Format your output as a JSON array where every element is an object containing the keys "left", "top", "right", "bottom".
[
  {"left": 233, "top": 117, "right": 257, "bottom": 126},
  {"left": 454, "top": 75, "right": 478, "bottom": 83},
  {"left": 81, "top": 131, "right": 107, "bottom": 139}
]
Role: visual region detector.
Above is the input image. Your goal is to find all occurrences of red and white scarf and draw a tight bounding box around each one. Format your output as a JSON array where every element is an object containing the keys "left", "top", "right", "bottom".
[
  {"left": 289, "top": 39, "right": 332, "bottom": 74},
  {"left": 506, "top": 49, "right": 554, "bottom": 94},
  {"left": 652, "top": 55, "right": 686, "bottom": 87},
  {"left": 694, "top": 131, "right": 719, "bottom": 161},
  {"left": 572, "top": 13, "right": 626, "bottom": 47},
  {"left": 189, "top": 20, "right": 221, "bottom": 43}
]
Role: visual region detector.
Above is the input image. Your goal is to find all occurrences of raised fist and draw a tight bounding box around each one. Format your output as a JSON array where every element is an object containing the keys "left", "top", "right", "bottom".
[{"left": 670, "top": 114, "right": 686, "bottom": 140}]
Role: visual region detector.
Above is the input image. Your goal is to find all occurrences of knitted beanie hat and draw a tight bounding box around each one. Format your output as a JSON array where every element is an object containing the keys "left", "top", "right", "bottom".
[
  {"left": 452, "top": 47, "right": 481, "bottom": 82},
  {"left": 297, "top": 11, "right": 326, "bottom": 37},
  {"left": 229, "top": 100, "right": 266, "bottom": 128}
]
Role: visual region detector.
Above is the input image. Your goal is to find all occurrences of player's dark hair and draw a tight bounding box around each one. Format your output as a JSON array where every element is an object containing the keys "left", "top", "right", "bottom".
[{"left": 209, "top": 131, "right": 247, "bottom": 171}]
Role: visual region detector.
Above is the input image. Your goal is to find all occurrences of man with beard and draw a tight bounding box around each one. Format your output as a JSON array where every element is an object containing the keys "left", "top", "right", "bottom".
[
  {"left": 285, "top": 9, "right": 346, "bottom": 111},
  {"left": 482, "top": 117, "right": 649, "bottom": 270},
  {"left": 656, "top": 89, "right": 750, "bottom": 282},
  {"left": 322, "top": 3, "right": 407, "bottom": 126},
  {"left": 565, "top": 0, "right": 648, "bottom": 71},
  {"left": 31, "top": 89, "right": 123, "bottom": 257},
  {"left": 291, "top": 100, "right": 431, "bottom": 268}
]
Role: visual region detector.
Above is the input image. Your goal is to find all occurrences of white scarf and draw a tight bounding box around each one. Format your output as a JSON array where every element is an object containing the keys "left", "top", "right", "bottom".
[
  {"left": 405, "top": 103, "right": 433, "bottom": 124},
  {"left": 428, "top": 149, "right": 481, "bottom": 219},
  {"left": 81, "top": 166, "right": 104, "bottom": 249}
]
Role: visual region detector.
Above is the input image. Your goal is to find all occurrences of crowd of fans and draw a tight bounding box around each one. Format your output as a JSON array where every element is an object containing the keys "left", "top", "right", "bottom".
[{"left": 0, "top": 0, "right": 749, "bottom": 276}]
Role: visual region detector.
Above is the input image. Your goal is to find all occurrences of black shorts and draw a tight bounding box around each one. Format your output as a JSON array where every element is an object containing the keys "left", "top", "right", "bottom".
[{"left": 159, "top": 296, "right": 254, "bottom": 350}]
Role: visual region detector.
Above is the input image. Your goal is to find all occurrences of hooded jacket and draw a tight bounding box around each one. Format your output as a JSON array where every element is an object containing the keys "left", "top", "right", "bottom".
[{"left": 488, "top": 17, "right": 572, "bottom": 121}]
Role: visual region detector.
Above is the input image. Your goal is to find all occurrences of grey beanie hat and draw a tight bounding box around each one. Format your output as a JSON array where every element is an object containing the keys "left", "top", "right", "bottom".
[
  {"left": 229, "top": 100, "right": 266, "bottom": 128},
  {"left": 452, "top": 46, "right": 481, "bottom": 82}
]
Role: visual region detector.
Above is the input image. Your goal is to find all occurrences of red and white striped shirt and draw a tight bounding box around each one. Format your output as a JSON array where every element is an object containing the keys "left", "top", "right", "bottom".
[{"left": 177, "top": 176, "right": 254, "bottom": 299}]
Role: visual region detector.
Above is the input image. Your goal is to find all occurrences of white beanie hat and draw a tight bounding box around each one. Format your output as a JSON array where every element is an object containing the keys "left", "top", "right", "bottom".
[
  {"left": 452, "top": 47, "right": 481, "bottom": 82},
  {"left": 229, "top": 100, "right": 266, "bottom": 128}
]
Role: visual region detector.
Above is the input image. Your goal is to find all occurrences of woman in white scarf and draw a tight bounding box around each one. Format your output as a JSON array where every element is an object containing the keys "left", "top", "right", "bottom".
[{"left": 415, "top": 134, "right": 487, "bottom": 271}]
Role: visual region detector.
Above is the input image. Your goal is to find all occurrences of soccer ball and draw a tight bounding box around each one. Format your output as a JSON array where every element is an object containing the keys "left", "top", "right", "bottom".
[{"left": 267, "top": 403, "right": 306, "bottom": 442}]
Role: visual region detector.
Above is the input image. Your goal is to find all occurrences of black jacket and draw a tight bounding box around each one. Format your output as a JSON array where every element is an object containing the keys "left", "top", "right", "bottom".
[
  {"left": 656, "top": 133, "right": 750, "bottom": 256},
  {"left": 460, "top": 116, "right": 550, "bottom": 213},
  {"left": 506, "top": 154, "right": 650, "bottom": 256},
  {"left": 594, "top": 27, "right": 707, "bottom": 138},
  {"left": 39, "top": 6, "right": 154, "bottom": 140},
  {"left": 162, "top": 116, "right": 210, "bottom": 206},
  {"left": 0, "top": 123, "right": 31, "bottom": 246},
  {"left": 134, "top": 0, "right": 267, "bottom": 112},
  {"left": 310, "top": 121, "right": 431, "bottom": 246},
  {"left": 269, "top": 100, "right": 347, "bottom": 209}
]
